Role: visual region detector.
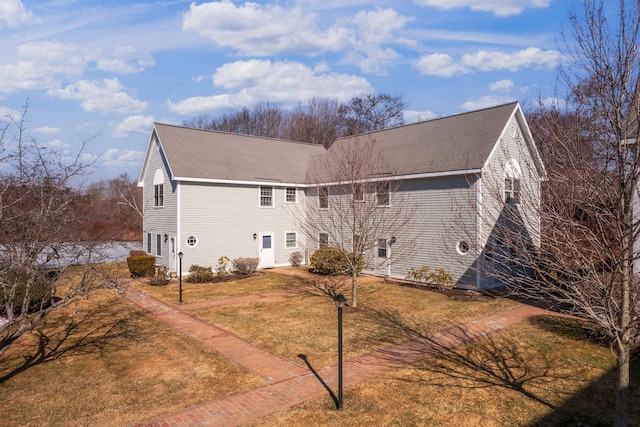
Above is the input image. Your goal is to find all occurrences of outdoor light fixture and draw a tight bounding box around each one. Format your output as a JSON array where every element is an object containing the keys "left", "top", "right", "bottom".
[
  {"left": 253, "top": 233, "right": 257, "bottom": 240},
  {"left": 178, "top": 251, "right": 183, "bottom": 304},
  {"left": 389, "top": 236, "right": 397, "bottom": 245},
  {"left": 334, "top": 293, "right": 347, "bottom": 411},
  {"left": 164, "top": 234, "right": 168, "bottom": 243}
]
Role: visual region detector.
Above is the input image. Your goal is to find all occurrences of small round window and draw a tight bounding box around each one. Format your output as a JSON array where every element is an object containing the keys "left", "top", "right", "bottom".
[
  {"left": 186, "top": 235, "right": 198, "bottom": 248},
  {"left": 457, "top": 241, "right": 470, "bottom": 255}
]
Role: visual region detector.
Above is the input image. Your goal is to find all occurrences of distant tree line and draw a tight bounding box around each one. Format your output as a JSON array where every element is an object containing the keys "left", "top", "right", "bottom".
[{"left": 183, "top": 93, "right": 407, "bottom": 147}]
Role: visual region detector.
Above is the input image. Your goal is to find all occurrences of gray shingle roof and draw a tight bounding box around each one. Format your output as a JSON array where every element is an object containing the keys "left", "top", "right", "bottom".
[
  {"left": 150, "top": 102, "right": 521, "bottom": 185},
  {"left": 153, "top": 123, "right": 326, "bottom": 184}
]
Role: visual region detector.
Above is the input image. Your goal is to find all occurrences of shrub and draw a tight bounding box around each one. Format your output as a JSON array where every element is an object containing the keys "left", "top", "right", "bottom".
[
  {"left": 309, "top": 246, "right": 363, "bottom": 276},
  {"left": 148, "top": 266, "right": 170, "bottom": 286},
  {"left": 0, "top": 268, "right": 59, "bottom": 316},
  {"left": 187, "top": 265, "right": 215, "bottom": 283},
  {"left": 216, "top": 256, "right": 232, "bottom": 280},
  {"left": 290, "top": 251, "right": 303, "bottom": 267},
  {"left": 406, "top": 265, "right": 455, "bottom": 289},
  {"left": 127, "top": 255, "right": 155, "bottom": 278},
  {"left": 233, "top": 257, "right": 259, "bottom": 275}
]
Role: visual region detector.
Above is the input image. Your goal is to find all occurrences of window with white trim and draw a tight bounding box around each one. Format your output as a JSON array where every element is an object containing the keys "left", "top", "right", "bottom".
[
  {"left": 319, "top": 186, "right": 328, "bottom": 209},
  {"left": 147, "top": 232, "right": 152, "bottom": 254},
  {"left": 153, "top": 169, "right": 164, "bottom": 207},
  {"left": 260, "top": 186, "right": 273, "bottom": 207},
  {"left": 319, "top": 233, "right": 329, "bottom": 248},
  {"left": 504, "top": 158, "right": 522, "bottom": 204},
  {"left": 186, "top": 235, "right": 198, "bottom": 248},
  {"left": 285, "top": 232, "right": 297, "bottom": 249},
  {"left": 156, "top": 233, "right": 162, "bottom": 257},
  {"left": 377, "top": 238, "right": 387, "bottom": 258},
  {"left": 353, "top": 184, "right": 364, "bottom": 202},
  {"left": 376, "top": 182, "right": 390, "bottom": 206},
  {"left": 285, "top": 187, "right": 297, "bottom": 203}
]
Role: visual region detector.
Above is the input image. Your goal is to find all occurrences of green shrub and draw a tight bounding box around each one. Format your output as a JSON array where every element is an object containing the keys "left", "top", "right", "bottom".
[
  {"left": 216, "top": 256, "right": 232, "bottom": 280},
  {"left": 127, "top": 255, "right": 155, "bottom": 278},
  {"left": 187, "top": 265, "right": 215, "bottom": 283},
  {"left": 0, "top": 268, "right": 59, "bottom": 315},
  {"left": 406, "top": 265, "right": 455, "bottom": 289},
  {"left": 309, "top": 246, "right": 363, "bottom": 276},
  {"left": 233, "top": 257, "right": 259, "bottom": 275},
  {"left": 289, "top": 251, "right": 303, "bottom": 267}
]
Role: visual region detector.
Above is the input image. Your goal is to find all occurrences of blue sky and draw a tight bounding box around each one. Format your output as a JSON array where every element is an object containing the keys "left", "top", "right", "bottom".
[{"left": 0, "top": 0, "right": 571, "bottom": 183}]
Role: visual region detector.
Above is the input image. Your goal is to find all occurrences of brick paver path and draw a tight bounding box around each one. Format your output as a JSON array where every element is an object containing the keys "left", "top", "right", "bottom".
[{"left": 127, "top": 272, "right": 551, "bottom": 427}]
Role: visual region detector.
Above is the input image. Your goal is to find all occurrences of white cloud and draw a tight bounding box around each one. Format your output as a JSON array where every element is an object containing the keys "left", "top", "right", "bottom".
[
  {"left": 167, "top": 59, "right": 373, "bottom": 115},
  {"left": 415, "top": 47, "right": 561, "bottom": 76},
  {"left": 113, "top": 114, "right": 154, "bottom": 137},
  {"left": 489, "top": 79, "right": 514, "bottom": 92},
  {"left": 96, "top": 46, "right": 155, "bottom": 74},
  {"left": 182, "top": 2, "right": 414, "bottom": 75},
  {"left": 45, "top": 138, "right": 69, "bottom": 148},
  {"left": 460, "top": 95, "right": 516, "bottom": 111},
  {"left": 32, "top": 126, "right": 61, "bottom": 134},
  {"left": 0, "top": 106, "right": 20, "bottom": 122},
  {"left": 414, "top": 53, "right": 469, "bottom": 77},
  {"left": 0, "top": 0, "right": 33, "bottom": 28},
  {"left": 101, "top": 147, "right": 144, "bottom": 168},
  {"left": 413, "top": 0, "right": 551, "bottom": 17},
  {"left": 48, "top": 78, "right": 148, "bottom": 114},
  {"left": 462, "top": 47, "right": 561, "bottom": 71},
  {"left": 404, "top": 109, "right": 438, "bottom": 123}
]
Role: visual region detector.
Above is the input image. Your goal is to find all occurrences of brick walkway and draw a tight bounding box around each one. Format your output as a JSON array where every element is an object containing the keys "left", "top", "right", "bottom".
[{"left": 126, "top": 272, "right": 550, "bottom": 427}]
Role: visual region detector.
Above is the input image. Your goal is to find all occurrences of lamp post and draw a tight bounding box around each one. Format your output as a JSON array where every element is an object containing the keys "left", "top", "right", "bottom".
[
  {"left": 334, "top": 293, "right": 347, "bottom": 411},
  {"left": 178, "top": 251, "right": 183, "bottom": 303}
]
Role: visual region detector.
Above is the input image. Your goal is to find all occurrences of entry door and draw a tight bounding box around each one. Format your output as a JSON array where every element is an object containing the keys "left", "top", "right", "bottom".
[
  {"left": 169, "top": 237, "right": 176, "bottom": 273},
  {"left": 259, "top": 232, "right": 275, "bottom": 268}
]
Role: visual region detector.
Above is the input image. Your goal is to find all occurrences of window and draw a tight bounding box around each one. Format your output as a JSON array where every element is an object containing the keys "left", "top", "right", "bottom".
[
  {"left": 377, "top": 238, "right": 387, "bottom": 258},
  {"left": 319, "top": 233, "right": 329, "bottom": 248},
  {"left": 186, "top": 235, "right": 198, "bottom": 248},
  {"left": 457, "top": 240, "right": 470, "bottom": 255},
  {"left": 153, "top": 169, "right": 164, "bottom": 207},
  {"left": 156, "top": 233, "right": 162, "bottom": 257},
  {"left": 260, "top": 186, "right": 273, "bottom": 207},
  {"left": 147, "top": 232, "right": 152, "bottom": 254},
  {"left": 504, "top": 177, "right": 521, "bottom": 203},
  {"left": 285, "top": 232, "right": 297, "bottom": 249},
  {"left": 154, "top": 183, "right": 164, "bottom": 207},
  {"left": 353, "top": 184, "right": 364, "bottom": 202},
  {"left": 376, "top": 182, "right": 390, "bottom": 206},
  {"left": 319, "top": 186, "right": 329, "bottom": 209},
  {"left": 285, "top": 187, "right": 297, "bottom": 203}
]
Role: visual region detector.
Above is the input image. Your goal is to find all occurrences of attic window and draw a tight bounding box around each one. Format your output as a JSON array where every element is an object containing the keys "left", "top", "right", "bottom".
[
  {"left": 504, "top": 159, "right": 522, "bottom": 204},
  {"left": 153, "top": 169, "right": 164, "bottom": 207}
]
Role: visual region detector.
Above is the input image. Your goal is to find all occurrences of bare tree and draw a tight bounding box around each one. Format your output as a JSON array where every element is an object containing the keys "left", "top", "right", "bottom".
[
  {"left": 468, "top": 2, "right": 640, "bottom": 424},
  {"left": 296, "top": 136, "right": 416, "bottom": 307},
  {"left": 282, "top": 97, "right": 341, "bottom": 147},
  {"left": 0, "top": 103, "right": 122, "bottom": 358},
  {"left": 183, "top": 102, "right": 284, "bottom": 138},
  {"left": 337, "top": 93, "right": 407, "bottom": 136}
]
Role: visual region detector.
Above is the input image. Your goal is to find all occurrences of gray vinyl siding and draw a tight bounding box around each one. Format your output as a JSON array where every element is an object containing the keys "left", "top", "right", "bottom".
[
  {"left": 177, "top": 183, "right": 306, "bottom": 271},
  {"left": 142, "top": 137, "right": 177, "bottom": 268}
]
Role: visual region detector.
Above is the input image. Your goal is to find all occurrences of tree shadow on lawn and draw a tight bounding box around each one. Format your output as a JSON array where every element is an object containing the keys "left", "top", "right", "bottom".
[
  {"left": 0, "top": 298, "right": 147, "bottom": 385},
  {"left": 365, "top": 308, "right": 581, "bottom": 411}
]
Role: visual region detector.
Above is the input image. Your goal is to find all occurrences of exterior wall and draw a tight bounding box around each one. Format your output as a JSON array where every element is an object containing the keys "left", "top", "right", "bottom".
[
  {"left": 304, "top": 175, "right": 479, "bottom": 288},
  {"left": 142, "top": 136, "right": 178, "bottom": 270},
  {"left": 479, "top": 115, "right": 543, "bottom": 288},
  {"left": 176, "top": 182, "right": 307, "bottom": 272}
]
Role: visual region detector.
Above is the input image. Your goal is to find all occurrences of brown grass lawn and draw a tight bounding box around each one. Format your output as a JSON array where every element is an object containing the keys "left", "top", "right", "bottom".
[
  {"left": 129, "top": 271, "right": 305, "bottom": 305},
  {"left": 249, "top": 315, "right": 640, "bottom": 427},
  {"left": 2, "top": 269, "right": 638, "bottom": 426},
  {"left": 0, "top": 289, "right": 264, "bottom": 427}
]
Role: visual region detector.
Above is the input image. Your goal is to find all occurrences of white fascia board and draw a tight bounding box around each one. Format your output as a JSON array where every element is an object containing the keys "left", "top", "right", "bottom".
[{"left": 173, "top": 168, "right": 483, "bottom": 188}]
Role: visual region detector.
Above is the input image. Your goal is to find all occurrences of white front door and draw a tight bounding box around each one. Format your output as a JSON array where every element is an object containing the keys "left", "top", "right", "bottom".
[
  {"left": 169, "top": 237, "right": 176, "bottom": 273},
  {"left": 259, "top": 232, "right": 275, "bottom": 268}
]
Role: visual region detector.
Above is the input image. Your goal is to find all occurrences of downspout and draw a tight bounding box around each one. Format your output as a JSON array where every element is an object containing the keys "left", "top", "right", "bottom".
[{"left": 476, "top": 174, "right": 483, "bottom": 290}]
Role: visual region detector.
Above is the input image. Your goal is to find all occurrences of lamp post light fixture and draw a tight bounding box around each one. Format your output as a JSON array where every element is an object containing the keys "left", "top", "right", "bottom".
[
  {"left": 334, "top": 293, "right": 347, "bottom": 411},
  {"left": 178, "top": 251, "right": 183, "bottom": 303}
]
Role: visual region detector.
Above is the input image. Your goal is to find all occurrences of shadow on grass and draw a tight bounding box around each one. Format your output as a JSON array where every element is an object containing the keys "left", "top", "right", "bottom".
[
  {"left": 362, "top": 307, "right": 576, "bottom": 410},
  {"left": 0, "top": 299, "right": 147, "bottom": 385}
]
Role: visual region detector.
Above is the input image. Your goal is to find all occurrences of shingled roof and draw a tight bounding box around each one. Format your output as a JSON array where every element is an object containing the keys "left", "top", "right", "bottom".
[{"left": 142, "top": 102, "right": 529, "bottom": 186}]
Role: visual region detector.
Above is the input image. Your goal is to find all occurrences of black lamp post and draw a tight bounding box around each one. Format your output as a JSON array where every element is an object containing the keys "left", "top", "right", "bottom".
[
  {"left": 178, "top": 251, "right": 183, "bottom": 303},
  {"left": 334, "top": 293, "right": 347, "bottom": 411}
]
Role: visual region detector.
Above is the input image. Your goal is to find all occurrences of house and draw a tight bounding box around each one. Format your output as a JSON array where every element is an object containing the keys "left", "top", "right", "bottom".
[{"left": 138, "top": 101, "right": 546, "bottom": 290}]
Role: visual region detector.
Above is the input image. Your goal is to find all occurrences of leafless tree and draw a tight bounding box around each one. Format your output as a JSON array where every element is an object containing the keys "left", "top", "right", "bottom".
[
  {"left": 0, "top": 103, "right": 122, "bottom": 358},
  {"left": 282, "top": 97, "right": 341, "bottom": 147},
  {"left": 466, "top": 2, "right": 640, "bottom": 424},
  {"left": 337, "top": 92, "right": 407, "bottom": 136},
  {"left": 296, "top": 136, "right": 416, "bottom": 307},
  {"left": 183, "top": 102, "right": 284, "bottom": 138}
]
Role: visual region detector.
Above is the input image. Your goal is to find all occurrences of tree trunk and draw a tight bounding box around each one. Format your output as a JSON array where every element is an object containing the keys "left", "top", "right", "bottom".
[
  {"left": 615, "top": 344, "right": 630, "bottom": 427},
  {"left": 351, "top": 269, "right": 358, "bottom": 307}
]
